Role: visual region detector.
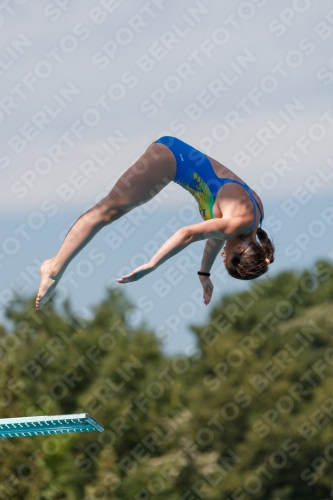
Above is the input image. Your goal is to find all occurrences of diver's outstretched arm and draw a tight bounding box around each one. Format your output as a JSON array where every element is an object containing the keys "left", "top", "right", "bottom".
[
  {"left": 116, "top": 228, "right": 193, "bottom": 283},
  {"left": 116, "top": 219, "right": 230, "bottom": 285}
]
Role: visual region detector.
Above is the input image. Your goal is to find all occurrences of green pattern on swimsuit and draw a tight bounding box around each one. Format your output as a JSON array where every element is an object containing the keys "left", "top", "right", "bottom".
[{"left": 174, "top": 171, "right": 215, "bottom": 221}]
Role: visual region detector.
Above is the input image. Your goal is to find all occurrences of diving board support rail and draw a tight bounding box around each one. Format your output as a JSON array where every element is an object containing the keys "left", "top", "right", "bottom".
[{"left": 0, "top": 414, "right": 104, "bottom": 438}]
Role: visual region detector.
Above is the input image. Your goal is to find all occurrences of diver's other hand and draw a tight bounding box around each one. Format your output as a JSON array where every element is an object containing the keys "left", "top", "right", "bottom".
[{"left": 199, "top": 275, "right": 214, "bottom": 305}]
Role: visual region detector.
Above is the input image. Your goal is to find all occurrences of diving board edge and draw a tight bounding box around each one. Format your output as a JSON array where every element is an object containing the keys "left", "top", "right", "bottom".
[{"left": 0, "top": 413, "right": 104, "bottom": 438}]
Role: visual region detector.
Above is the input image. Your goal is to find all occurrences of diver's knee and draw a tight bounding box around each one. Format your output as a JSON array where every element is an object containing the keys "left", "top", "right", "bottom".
[{"left": 94, "top": 201, "right": 126, "bottom": 224}]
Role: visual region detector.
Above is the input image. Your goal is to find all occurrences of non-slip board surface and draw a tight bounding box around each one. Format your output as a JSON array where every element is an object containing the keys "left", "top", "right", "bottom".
[{"left": 0, "top": 413, "right": 104, "bottom": 438}]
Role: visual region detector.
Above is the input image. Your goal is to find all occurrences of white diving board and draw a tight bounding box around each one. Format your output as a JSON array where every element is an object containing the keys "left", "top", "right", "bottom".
[{"left": 0, "top": 413, "right": 104, "bottom": 438}]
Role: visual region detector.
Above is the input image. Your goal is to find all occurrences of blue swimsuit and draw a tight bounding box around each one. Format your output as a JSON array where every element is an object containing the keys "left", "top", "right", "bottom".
[{"left": 155, "top": 136, "right": 263, "bottom": 233}]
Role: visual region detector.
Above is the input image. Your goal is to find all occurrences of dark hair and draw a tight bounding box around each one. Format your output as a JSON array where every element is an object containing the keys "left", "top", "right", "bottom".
[{"left": 225, "top": 228, "right": 275, "bottom": 280}]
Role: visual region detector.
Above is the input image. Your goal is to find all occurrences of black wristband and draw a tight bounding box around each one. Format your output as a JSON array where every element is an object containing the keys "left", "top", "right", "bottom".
[{"left": 198, "top": 271, "right": 210, "bottom": 277}]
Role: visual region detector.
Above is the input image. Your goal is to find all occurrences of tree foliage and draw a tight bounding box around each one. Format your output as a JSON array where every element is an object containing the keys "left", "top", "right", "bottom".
[{"left": 0, "top": 260, "right": 333, "bottom": 499}]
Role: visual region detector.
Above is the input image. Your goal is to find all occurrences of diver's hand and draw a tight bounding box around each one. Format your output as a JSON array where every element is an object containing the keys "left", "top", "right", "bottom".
[
  {"left": 199, "top": 275, "right": 214, "bottom": 305},
  {"left": 116, "top": 263, "right": 154, "bottom": 284}
]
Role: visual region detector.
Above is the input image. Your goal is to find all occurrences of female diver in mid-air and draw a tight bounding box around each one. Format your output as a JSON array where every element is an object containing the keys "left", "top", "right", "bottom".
[{"left": 36, "top": 136, "right": 275, "bottom": 310}]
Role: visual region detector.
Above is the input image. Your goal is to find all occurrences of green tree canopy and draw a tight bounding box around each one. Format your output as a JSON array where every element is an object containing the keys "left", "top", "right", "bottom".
[{"left": 0, "top": 260, "right": 332, "bottom": 499}]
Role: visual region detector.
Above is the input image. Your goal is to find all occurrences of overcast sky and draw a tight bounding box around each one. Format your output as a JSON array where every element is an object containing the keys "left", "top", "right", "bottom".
[{"left": 1, "top": 0, "right": 333, "bottom": 354}]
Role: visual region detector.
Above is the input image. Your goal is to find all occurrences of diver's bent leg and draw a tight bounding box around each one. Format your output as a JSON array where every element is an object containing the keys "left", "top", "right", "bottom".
[
  {"left": 50, "top": 205, "right": 123, "bottom": 277},
  {"left": 48, "top": 142, "right": 175, "bottom": 277},
  {"left": 36, "top": 206, "right": 124, "bottom": 309},
  {"left": 36, "top": 142, "right": 176, "bottom": 309}
]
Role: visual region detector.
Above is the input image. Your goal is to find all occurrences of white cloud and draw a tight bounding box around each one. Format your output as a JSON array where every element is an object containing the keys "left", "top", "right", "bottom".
[{"left": 1, "top": 0, "right": 333, "bottom": 214}]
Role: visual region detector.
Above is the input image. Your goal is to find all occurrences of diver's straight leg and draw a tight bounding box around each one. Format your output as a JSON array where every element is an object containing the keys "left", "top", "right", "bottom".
[{"left": 36, "top": 142, "right": 176, "bottom": 309}]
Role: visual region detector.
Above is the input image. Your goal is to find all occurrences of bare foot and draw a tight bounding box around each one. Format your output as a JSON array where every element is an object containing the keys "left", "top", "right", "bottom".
[{"left": 36, "top": 259, "right": 60, "bottom": 310}]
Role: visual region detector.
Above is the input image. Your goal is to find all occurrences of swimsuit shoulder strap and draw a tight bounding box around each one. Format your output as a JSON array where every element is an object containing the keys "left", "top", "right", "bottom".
[
  {"left": 220, "top": 178, "right": 263, "bottom": 233},
  {"left": 245, "top": 193, "right": 263, "bottom": 233}
]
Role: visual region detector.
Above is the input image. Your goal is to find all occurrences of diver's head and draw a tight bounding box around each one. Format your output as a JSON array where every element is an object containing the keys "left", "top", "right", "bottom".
[{"left": 222, "top": 228, "right": 274, "bottom": 280}]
